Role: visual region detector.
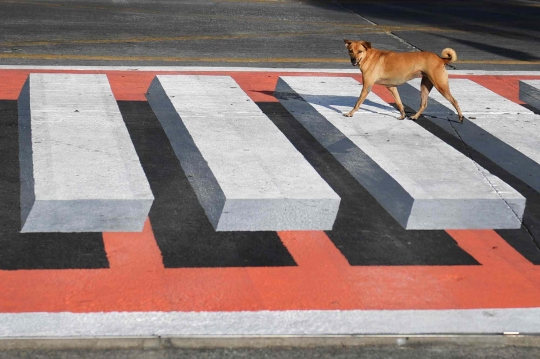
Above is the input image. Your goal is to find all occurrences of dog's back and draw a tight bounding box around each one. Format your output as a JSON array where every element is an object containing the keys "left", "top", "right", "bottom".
[
  {"left": 343, "top": 39, "right": 462, "bottom": 122},
  {"left": 363, "top": 48, "right": 455, "bottom": 87}
]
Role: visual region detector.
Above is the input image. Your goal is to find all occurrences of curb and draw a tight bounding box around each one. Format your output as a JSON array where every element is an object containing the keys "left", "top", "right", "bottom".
[{"left": 1, "top": 335, "right": 540, "bottom": 350}]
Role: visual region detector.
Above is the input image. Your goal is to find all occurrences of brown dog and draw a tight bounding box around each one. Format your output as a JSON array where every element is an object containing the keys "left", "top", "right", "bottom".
[{"left": 343, "top": 39, "right": 463, "bottom": 123}]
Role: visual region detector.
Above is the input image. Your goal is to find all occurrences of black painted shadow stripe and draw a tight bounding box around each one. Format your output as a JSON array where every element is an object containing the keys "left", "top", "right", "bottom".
[
  {"left": 119, "top": 101, "right": 297, "bottom": 268},
  {"left": 401, "top": 105, "right": 540, "bottom": 265},
  {"left": 257, "top": 101, "right": 479, "bottom": 266},
  {"left": 0, "top": 100, "right": 108, "bottom": 270}
]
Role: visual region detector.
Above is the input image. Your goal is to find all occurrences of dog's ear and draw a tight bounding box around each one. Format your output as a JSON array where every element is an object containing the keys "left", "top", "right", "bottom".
[
  {"left": 362, "top": 41, "right": 372, "bottom": 49},
  {"left": 343, "top": 39, "right": 352, "bottom": 47}
]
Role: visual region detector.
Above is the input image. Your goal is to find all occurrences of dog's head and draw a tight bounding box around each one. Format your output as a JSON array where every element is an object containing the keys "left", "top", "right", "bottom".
[{"left": 343, "top": 39, "right": 372, "bottom": 66}]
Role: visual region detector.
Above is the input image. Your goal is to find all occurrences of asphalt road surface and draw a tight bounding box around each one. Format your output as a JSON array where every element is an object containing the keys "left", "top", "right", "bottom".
[
  {"left": 1, "top": 344, "right": 540, "bottom": 359},
  {"left": 0, "top": 0, "right": 538, "bottom": 70}
]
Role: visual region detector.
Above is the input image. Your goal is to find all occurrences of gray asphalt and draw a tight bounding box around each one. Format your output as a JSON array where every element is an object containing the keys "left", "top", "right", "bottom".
[
  {"left": 0, "top": 0, "right": 538, "bottom": 70},
  {"left": 1, "top": 0, "right": 540, "bottom": 357},
  {"left": 2, "top": 343, "right": 540, "bottom": 359}
]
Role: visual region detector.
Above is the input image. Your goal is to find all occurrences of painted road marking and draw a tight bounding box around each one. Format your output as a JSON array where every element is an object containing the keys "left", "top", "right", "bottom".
[
  {"left": 1, "top": 69, "right": 540, "bottom": 338},
  {"left": 520, "top": 80, "right": 540, "bottom": 110},
  {"left": 400, "top": 79, "right": 540, "bottom": 194},
  {"left": 0, "top": 53, "right": 350, "bottom": 63},
  {"left": 2, "top": 308, "right": 540, "bottom": 336},
  {"left": 18, "top": 73, "right": 154, "bottom": 232},
  {"left": 405, "top": 78, "right": 534, "bottom": 116},
  {"left": 0, "top": 29, "right": 365, "bottom": 47},
  {"left": 275, "top": 76, "right": 524, "bottom": 230},
  {"left": 146, "top": 75, "right": 340, "bottom": 231},
  {"left": 0, "top": 26, "right": 456, "bottom": 48},
  {"left": 1, "top": 66, "right": 539, "bottom": 75},
  {"left": 1, "top": 53, "right": 540, "bottom": 65}
]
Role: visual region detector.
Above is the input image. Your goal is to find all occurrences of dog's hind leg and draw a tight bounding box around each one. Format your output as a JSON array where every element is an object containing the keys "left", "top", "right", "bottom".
[
  {"left": 386, "top": 86, "right": 406, "bottom": 120},
  {"left": 410, "top": 77, "right": 433, "bottom": 120},
  {"left": 432, "top": 79, "right": 463, "bottom": 123}
]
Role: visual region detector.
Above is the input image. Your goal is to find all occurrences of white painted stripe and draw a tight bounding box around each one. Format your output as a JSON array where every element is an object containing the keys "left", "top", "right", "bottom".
[
  {"left": 19, "top": 73, "right": 154, "bottom": 232},
  {"left": 0, "top": 65, "right": 540, "bottom": 76},
  {"left": 520, "top": 80, "right": 540, "bottom": 110},
  {"left": 0, "top": 65, "right": 362, "bottom": 73},
  {"left": 1, "top": 308, "right": 539, "bottom": 337},
  {"left": 446, "top": 70, "right": 540, "bottom": 76},
  {"left": 399, "top": 81, "right": 540, "bottom": 193},
  {"left": 407, "top": 78, "right": 534, "bottom": 115},
  {"left": 146, "top": 75, "right": 340, "bottom": 231},
  {"left": 276, "top": 76, "right": 524, "bottom": 230}
]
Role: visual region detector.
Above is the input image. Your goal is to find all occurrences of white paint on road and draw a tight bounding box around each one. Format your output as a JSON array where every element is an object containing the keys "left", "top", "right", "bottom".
[
  {"left": 406, "top": 78, "right": 533, "bottom": 115},
  {"left": 1, "top": 308, "right": 540, "bottom": 337},
  {"left": 399, "top": 79, "right": 540, "bottom": 193},
  {"left": 18, "top": 73, "right": 154, "bottom": 232},
  {"left": 276, "top": 76, "right": 524, "bottom": 230},
  {"left": 1, "top": 66, "right": 539, "bottom": 76},
  {"left": 520, "top": 80, "right": 540, "bottom": 110},
  {"left": 146, "top": 75, "right": 340, "bottom": 231}
]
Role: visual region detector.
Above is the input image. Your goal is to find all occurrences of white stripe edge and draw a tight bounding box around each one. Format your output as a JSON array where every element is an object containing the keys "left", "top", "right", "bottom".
[
  {"left": 0, "top": 65, "right": 539, "bottom": 75},
  {"left": 1, "top": 309, "right": 539, "bottom": 337}
]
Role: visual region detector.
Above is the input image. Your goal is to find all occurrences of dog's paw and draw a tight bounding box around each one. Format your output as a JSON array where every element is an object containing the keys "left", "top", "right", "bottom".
[{"left": 344, "top": 112, "right": 354, "bottom": 117}]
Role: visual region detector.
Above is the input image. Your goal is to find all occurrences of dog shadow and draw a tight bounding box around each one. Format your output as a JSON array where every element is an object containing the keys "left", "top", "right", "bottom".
[
  {"left": 304, "top": 95, "right": 395, "bottom": 115},
  {"left": 258, "top": 90, "right": 396, "bottom": 116}
]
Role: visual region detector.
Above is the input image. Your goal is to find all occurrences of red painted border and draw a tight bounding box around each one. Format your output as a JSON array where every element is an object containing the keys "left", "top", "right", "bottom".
[{"left": 1, "top": 69, "right": 539, "bottom": 313}]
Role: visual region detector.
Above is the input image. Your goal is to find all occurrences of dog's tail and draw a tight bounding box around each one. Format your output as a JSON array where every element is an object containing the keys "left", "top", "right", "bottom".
[{"left": 441, "top": 48, "right": 457, "bottom": 64}]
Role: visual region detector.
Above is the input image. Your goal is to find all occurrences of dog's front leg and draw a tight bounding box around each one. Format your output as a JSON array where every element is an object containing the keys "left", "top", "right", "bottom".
[
  {"left": 345, "top": 83, "right": 372, "bottom": 117},
  {"left": 386, "top": 87, "right": 406, "bottom": 120}
]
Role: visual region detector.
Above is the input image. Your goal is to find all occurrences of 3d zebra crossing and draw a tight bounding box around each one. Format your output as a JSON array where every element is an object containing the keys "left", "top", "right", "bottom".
[{"left": 1, "top": 67, "right": 540, "bottom": 336}]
